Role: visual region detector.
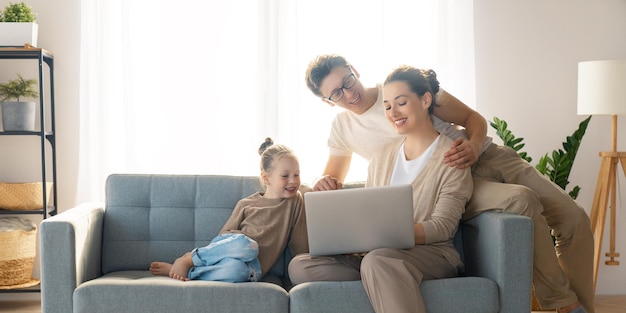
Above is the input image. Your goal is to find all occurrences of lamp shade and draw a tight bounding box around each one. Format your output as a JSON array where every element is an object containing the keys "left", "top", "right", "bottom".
[{"left": 578, "top": 60, "right": 626, "bottom": 115}]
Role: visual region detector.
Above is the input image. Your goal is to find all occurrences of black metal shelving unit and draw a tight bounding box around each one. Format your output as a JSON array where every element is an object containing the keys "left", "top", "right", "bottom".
[{"left": 0, "top": 46, "right": 57, "bottom": 293}]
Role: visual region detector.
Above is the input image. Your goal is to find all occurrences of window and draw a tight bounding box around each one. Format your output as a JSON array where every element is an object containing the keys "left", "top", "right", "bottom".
[{"left": 78, "top": 0, "right": 475, "bottom": 201}]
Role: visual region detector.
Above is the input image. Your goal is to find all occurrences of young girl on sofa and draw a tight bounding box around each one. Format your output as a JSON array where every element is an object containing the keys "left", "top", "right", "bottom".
[{"left": 150, "top": 137, "right": 308, "bottom": 282}]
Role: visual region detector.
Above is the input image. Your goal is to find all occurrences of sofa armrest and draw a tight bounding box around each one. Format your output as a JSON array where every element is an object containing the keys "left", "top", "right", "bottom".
[
  {"left": 40, "top": 202, "right": 105, "bottom": 313},
  {"left": 461, "top": 211, "right": 533, "bottom": 313}
]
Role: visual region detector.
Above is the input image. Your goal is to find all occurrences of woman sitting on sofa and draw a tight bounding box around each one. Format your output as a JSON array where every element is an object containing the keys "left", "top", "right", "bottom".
[{"left": 289, "top": 66, "right": 472, "bottom": 312}]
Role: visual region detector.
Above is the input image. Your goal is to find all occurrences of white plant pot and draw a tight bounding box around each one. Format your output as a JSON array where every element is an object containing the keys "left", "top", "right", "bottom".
[
  {"left": 1, "top": 102, "right": 36, "bottom": 131},
  {"left": 0, "top": 22, "right": 38, "bottom": 47}
]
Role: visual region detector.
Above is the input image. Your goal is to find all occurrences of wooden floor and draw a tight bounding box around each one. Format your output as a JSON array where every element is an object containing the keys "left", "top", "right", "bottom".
[
  {"left": 589, "top": 295, "right": 626, "bottom": 313},
  {"left": 0, "top": 296, "right": 625, "bottom": 312}
]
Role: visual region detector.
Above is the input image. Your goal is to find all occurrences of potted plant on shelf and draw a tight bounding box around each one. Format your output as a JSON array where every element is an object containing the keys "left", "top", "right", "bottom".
[
  {"left": 0, "top": 74, "right": 38, "bottom": 131},
  {"left": 0, "top": 1, "right": 38, "bottom": 47}
]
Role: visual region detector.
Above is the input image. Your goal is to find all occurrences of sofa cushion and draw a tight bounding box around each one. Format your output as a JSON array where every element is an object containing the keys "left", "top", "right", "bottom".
[
  {"left": 74, "top": 271, "right": 289, "bottom": 313},
  {"left": 421, "top": 277, "right": 499, "bottom": 313},
  {"left": 289, "top": 277, "right": 498, "bottom": 313}
]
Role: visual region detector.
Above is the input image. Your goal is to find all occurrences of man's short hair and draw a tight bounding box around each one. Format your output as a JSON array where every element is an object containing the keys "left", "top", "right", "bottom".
[{"left": 305, "top": 54, "right": 349, "bottom": 98}]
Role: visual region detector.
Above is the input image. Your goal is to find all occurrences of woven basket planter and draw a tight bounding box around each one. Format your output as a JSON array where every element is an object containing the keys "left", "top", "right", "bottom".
[
  {"left": 0, "top": 182, "right": 53, "bottom": 211},
  {"left": 0, "top": 217, "right": 38, "bottom": 288}
]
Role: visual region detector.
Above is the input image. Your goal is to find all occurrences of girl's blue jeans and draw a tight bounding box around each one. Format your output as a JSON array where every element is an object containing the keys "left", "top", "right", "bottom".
[{"left": 188, "top": 233, "right": 262, "bottom": 282}]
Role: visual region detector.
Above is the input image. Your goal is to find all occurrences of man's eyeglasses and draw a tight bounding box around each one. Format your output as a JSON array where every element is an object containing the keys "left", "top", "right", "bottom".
[{"left": 325, "top": 73, "right": 357, "bottom": 102}]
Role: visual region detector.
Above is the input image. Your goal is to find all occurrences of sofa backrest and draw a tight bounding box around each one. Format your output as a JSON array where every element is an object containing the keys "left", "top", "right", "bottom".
[
  {"left": 101, "top": 174, "right": 288, "bottom": 275},
  {"left": 102, "top": 174, "right": 469, "bottom": 279},
  {"left": 454, "top": 225, "right": 466, "bottom": 274}
]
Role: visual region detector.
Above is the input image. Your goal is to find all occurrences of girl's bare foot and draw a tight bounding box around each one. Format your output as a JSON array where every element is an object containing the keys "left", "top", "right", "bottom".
[
  {"left": 149, "top": 262, "right": 172, "bottom": 276},
  {"left": 168, "top": 252, "right": 194, "bottom": 281}
]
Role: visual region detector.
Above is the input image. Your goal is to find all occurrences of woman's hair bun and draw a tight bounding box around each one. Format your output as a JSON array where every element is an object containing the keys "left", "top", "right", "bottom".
[{"left": 258, "top": 137, "right": 274, "bottom": 156}]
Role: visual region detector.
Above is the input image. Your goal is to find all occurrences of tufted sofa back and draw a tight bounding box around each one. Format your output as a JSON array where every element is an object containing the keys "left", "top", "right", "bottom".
[{"left": 100, "top": 174, "right": 292, "bottom": 276}]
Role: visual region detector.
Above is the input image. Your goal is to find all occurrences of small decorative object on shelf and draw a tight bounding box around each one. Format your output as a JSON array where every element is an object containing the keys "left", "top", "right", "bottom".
[
  {"left": 0, "top": 2, "right": 38, "bottom": 47},
  {"left": 0, "top": 216, "right": 39, "bottom": 290},
  {"left": 0, "top": 73, "right": 39, "bottom": 131},
  {"left": 0, "top": 181, "right": 53, "bottom": 211}
]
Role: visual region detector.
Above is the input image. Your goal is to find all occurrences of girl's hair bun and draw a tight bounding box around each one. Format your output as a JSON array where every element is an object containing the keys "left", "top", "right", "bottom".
[{"left": 258, "top": 137, "right": 274, "bottom": 156}]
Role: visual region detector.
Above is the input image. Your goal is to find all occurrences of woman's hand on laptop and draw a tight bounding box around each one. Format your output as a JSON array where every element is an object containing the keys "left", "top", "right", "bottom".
[{"left": 313, "top": 175, "right": 343, "bottom": 191}]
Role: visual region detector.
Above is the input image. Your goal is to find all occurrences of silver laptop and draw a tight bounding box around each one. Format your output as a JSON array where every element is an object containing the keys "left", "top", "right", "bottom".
[{"left": 304, "top": 184, "right": 415, "bottom": 256}]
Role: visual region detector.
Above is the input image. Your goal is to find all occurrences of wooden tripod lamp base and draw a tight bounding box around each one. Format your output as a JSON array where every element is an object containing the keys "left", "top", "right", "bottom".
[
  {"left": 589, "top": 117, "right": 625, "bottom": 291},
  {"left": 605, "top": 253, "right": 620, "bottom": 265}
]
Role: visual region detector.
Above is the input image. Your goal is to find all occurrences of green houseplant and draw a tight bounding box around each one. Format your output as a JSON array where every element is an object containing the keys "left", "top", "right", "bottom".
[
  {"left": 0, "top": 1, "right": 37, "bottom": 22},
  {"left": 489, "top": 115, "right": 590, "bottom": 212},
  {"left": 0, "top": 2, "right": 38, "bottom": 47},
  {"left": 490, "top": 115, "right": 591, "bottom": 199},
  {"left": 0, "top": 74, "right": 39, "bottom": 131}
]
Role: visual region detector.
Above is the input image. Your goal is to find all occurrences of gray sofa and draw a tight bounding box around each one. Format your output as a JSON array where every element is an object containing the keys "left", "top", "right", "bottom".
[{"left": 40, "top": 174, "right": 533, "bottom": 313}]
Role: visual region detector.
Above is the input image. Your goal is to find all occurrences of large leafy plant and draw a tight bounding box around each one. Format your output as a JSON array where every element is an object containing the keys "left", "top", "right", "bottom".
[
  {"left": 489, "top": 115, "right": 592, "bottom": 199},
  {"left": 0, "top": 2, "right": 37, "bottom": 22}
]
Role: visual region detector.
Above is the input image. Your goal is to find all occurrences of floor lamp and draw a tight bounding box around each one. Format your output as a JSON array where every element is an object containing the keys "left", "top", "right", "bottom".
[{"left": 578, "top": 59, "right": 626, "bottom": 292}]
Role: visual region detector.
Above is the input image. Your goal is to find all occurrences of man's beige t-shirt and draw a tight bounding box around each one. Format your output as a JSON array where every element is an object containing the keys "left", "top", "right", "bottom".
[{"left": 327, "top": 85, "right": 492, "bottom": 160}]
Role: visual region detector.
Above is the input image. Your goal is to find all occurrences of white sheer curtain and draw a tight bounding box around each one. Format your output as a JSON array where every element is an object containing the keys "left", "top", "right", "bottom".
[{"left": 77, "top": 0, "right": 475, "bottom": 203}]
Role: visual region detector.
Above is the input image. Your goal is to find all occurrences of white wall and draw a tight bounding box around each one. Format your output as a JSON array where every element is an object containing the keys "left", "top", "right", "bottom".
[
  {"left": 1, "top": 0, "right": 625, "bottom": 300},
  {"left": 474, "top": 0, "right": 626, "bottom": 295}
]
